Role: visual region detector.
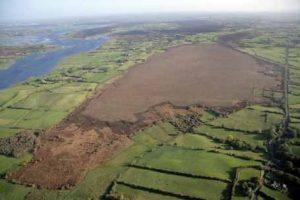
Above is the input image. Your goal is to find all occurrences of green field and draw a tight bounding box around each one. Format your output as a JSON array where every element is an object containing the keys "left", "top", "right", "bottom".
[
  {"left": 260, "top": 186, "right": 292, "bottom": 200},
  {"left": 169, "top": 133, "right": 224, "bottom": 149},
  {"left": 0, "top": 153, "right": 32, "bottom": 175},
  {"left": 111, "top": 183, "right": 178, "bottom": 200},
  {"left": 134, "top": 146, "right": 260, "bottom": 180},
  {"left": 0, "top": 180, "right": 32, "bottom": 200},
  {"left": 196, "top": 124, "right": 267, "bottom": 148},
  {"left": 117, "top": 167, "right": 228, "bottom": 200},
  {"left": 291, "top": 145, "right": 300, "bottom": 156},
  {"left": 238, "top": 168, "right": 261, "bottom": 181},
  {"left": 209, "top": 108, "right": 283, "bottom": 132}
]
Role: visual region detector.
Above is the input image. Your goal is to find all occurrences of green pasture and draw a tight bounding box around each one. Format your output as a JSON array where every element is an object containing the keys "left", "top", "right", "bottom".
[
  {"left": 238, "top": 167, "right": 261, "bottom": 181},
  {"left": 209, "top": 108, "right": 283, "bottom": 132},
  {"left": 169, "top": 133, "right": 224, "bottom": 149},
  {"left": 118, "top": 167, "right": 228, "bottom": 200},
  {"left": 112, "top": 183, "right": 178, "bottom": 200},
  {"left": 199, "top": 110, "right": 218, "bottom": 122},
  {"left": 196, "top": 124, "right": 267, "bottom": 148},
  {"left": 291, "top": 145, "right": 300, "bottom": 156},
  {"left": 260, "top": 186, "right": 292, "bottom": 200},
  {"left": 0, "top": 180, "right": 33, "bottom": 200},
  {"left": 135, "top": 146, "right": 260, "bottom": 180},
  {"left": 0, "top": 153, "right": 32, "bottom": 175}
]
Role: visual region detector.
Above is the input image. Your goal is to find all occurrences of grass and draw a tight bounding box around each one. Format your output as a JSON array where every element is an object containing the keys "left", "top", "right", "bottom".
[
  {"left": 0, "top": 127, "right": 22, "bottom": 138},
  {"left": 83, "top": 70, "right": 119, "bottom": 83},
  {"left": 238, "top": 168, "right": 261, "bottom": 181},
  {"left": 241, "top": 47, "right": 285, "bottom": 64},
  {"left": 291, "top": 145, "right": 300, "bottom": 156},
  {"left": 196, "top": 124, "right": 267, "bottom": 148},
  {"left": 216, "top": 148, "right": 266, "bottom": 161},
  {"left": 169, "top": 133, "right": 223, "bottom": 149},
  {"left": 12, "top": 91, "right": 89, "bottom": 111},
  {"left": 0, "top": 153, "right": 32, "bottom": 175},
  {"left": 288, "top": 94, "right": 300, "bottom": 105},
  {"left": 118, "top": 167, "right": 228, "bottom": 200},
  {"left": 199, "top": 111, "right": 217, "bottom": 122},
  {"left": 136, "top": 122, "right": 178, "bottom": 142},
  {"left": 290, "top": 104, "right": 300, "bottom": 109},
  {"left": 0, "top": 108, "right": 29, "bottom": 127},
  {"left": 260, "top": 186, "right": 292, "bottom": 200},
  {"left": 0, "top": 85, "right": 41, "bottom": 107},
  {"left": 48, "top": 82, "right": 97, "bottom": 93},
  {"left": 209, "top": 108, "right": 283, "bottom": 132},
  {"left": 112, "top": 183, "right": 178, "bottom": 200},
  {"left": 290, "top": 122, "right": 300, "bottom": 130},
  {"left": 249, "top": 105, "right": 283, "bottom": 114},
  {"left": 238, "top": 33, "right": 287, "bottom": 64},
  {"left": 0, "top": 179, "right": 33, "bottom": 200},
  {"left": 135, "top": 146, "right": 260, "bottom": 180},
  {"left": 15, "top": 110, "right": 68, "bottom": 129},
  {"left": 0, "top": 154, "right": 33, "bottom": 200}
]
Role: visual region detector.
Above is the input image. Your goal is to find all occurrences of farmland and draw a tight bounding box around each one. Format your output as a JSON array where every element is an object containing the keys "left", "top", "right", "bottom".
[
  {"left": 0, "top": 45, "right": 56, "bottom": 70},
  {"left": 0, "top": 15, "right": 299, "bottom": 200}
]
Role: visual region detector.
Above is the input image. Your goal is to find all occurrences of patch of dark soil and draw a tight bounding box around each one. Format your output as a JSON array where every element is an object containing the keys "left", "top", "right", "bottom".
[
  {"left": 113, "top": 20, "right": 223, "bottom": 36},
  {"left": 218, "top": 31, "right": 255, "bottom": 48},
  {"left": 172, "top": 20, "right": 223, "bottom": 34},
  {"left": 71, "top": 26, "right": 114, "bottom": 38}
]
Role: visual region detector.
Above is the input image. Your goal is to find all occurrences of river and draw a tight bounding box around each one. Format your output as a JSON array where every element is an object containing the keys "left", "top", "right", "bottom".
[{"left": 0, "top": 31, "right": 108, "bottom": 89}]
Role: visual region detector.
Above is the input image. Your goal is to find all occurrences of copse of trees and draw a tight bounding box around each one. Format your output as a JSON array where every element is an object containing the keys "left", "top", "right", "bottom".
[
  {"left": 274, "top": 140, "right": 299, "bottom": 163},
  {"left": 171, "top": 114, "right": 202, "bottom": 133},
  {"left": 0, "top": 131, "right": 36, "bottom": 157},
  {"left": 225, "top": 135, "right": 261, "bottom": 151},
  {"left": 237, "top": 177, "right": 261, "bottom": 197}
]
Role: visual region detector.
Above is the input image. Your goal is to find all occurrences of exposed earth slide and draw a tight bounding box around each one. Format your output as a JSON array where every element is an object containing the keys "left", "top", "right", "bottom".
[{"left": 8, "top": 43, "right": 280, "bottom": 189}]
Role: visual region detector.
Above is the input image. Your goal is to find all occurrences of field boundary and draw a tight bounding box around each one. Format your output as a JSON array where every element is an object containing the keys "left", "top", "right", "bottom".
[
  {"left": 116, "top": 180, "right": 206, "bottom": 200},
  {"left": 128, "top": 164, "right": 231, "bottom": 183}
]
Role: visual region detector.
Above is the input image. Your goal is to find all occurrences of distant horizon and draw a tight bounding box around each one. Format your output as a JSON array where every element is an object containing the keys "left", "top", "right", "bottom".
[
  {"left": 1, "top": 10, "right": 300, "bottom": 25},
  {"left": 1, "top": 0, "right": 300, "bottom": 23}
]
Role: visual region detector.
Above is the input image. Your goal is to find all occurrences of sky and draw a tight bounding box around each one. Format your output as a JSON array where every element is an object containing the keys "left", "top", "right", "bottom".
[{"left": 1, "top": 0, "right": 300, "bottom": 22}]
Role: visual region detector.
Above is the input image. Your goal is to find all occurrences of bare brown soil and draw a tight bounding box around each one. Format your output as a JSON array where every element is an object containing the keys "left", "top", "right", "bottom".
[
  {"left": 8, "top": 44, "right": 280, "bottom": 189},
  {"left": 83, "top": 44, "right": 279, "bottom": 122}
]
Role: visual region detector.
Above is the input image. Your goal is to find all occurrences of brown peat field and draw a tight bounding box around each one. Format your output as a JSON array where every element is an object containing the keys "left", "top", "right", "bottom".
[{"left": 83, "top": 43, "right": 278, "bottom": 122}]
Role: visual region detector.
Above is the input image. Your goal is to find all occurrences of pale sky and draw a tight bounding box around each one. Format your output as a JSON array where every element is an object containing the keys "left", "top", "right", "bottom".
[{"left": 1, "top": 0, "right": 300, "bottom": 22}]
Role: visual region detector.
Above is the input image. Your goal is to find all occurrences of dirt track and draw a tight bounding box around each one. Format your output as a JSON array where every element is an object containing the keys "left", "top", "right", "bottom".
[{"left": 8, "top": 44, "right": 280, "bottom": 189}]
